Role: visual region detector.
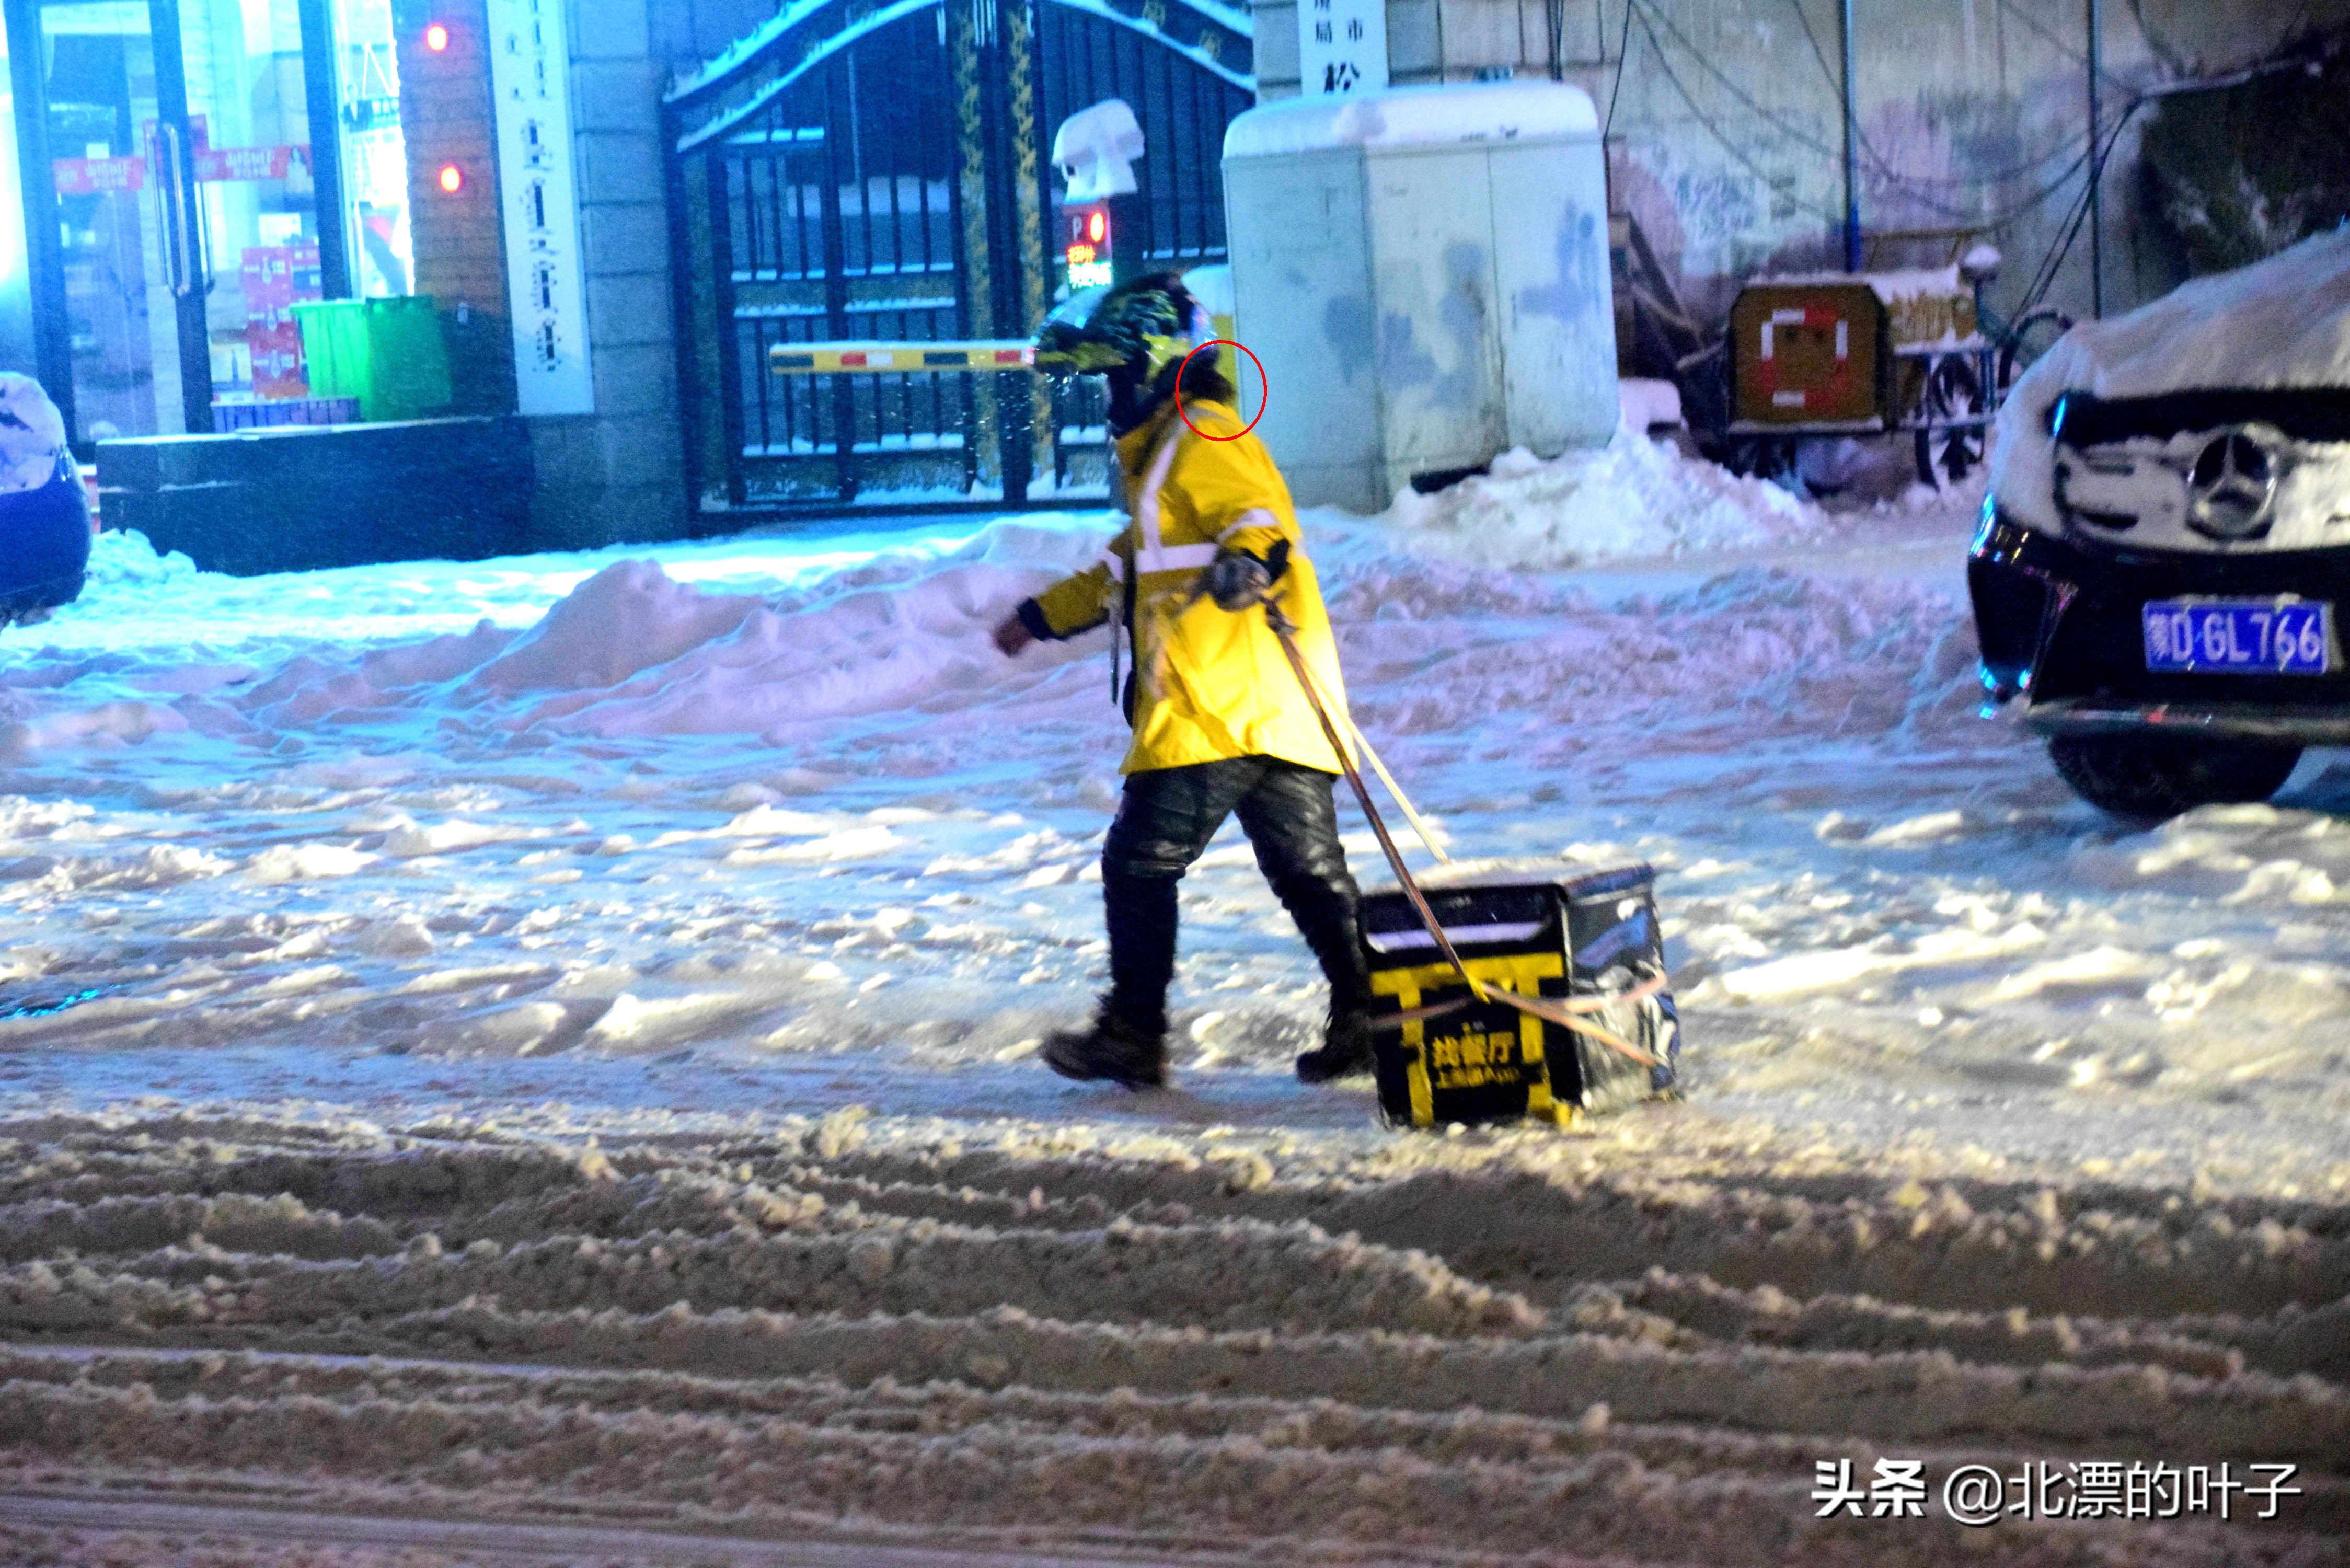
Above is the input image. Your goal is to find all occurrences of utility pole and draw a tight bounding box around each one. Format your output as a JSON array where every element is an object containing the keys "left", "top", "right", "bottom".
[
  {"left": 2087, "top": 0, "right": 2104, "bottom": 316},
  {"left": 1840, "top": 0, "right": 1860, "bottom": 271}
]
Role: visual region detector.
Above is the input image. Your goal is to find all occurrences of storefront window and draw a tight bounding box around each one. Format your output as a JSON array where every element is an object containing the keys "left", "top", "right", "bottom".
[
  {"left": 330, "top": 0, "right": 410, "bottom": 298},
  {"left": 0, "top": 26, "right": 36, "bottom": 378},
  {"left": 34, "top": 0, "right": 328, "bottom": 434}
]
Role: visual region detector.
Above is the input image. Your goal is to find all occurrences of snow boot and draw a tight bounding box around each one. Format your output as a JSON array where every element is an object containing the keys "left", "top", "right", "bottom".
[
  {"left": 1294, "top": 1005, "right": 1374, "bottom": 1083},
  {"left": 1042, "top": 1007, "right": 1168, "bottom": 1090}
]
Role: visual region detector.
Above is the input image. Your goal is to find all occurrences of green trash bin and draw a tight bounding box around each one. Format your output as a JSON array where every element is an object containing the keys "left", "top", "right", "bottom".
[{"left": 293, "top": 297, "right": 455, "bottom": 423}]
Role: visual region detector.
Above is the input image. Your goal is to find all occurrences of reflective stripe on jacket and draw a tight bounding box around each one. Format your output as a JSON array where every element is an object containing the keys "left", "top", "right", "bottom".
[{"left": 1024, "top": 399, "right": 1354, "bottom": 776}]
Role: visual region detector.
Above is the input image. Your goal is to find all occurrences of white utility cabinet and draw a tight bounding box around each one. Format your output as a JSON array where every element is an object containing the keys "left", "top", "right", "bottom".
[{"left": 1221, "top": 83, "right": 1617, "bottom": 513}]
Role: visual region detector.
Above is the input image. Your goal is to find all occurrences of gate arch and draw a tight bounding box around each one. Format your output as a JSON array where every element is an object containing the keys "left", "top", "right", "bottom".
[{"left": 663, "top": 0, "right": 1254, "bottom": 512}]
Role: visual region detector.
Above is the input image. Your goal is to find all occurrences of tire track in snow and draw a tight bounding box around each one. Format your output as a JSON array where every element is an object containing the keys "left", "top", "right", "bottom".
[
  {"left": 0, "top": 1489, "right": 1219, "bottom": 1566},
  {"left": 0, "top": 1115, "right": 2342, "bottom": 1563}
]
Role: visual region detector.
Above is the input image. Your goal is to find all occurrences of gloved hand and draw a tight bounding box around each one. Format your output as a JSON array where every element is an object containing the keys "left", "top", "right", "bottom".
[
  {"left": 1205, "top": 549, "right": 1272, "bottom": 612},
  {"left": 992, "top": 613, "right": 1035, "bottom": 656}
]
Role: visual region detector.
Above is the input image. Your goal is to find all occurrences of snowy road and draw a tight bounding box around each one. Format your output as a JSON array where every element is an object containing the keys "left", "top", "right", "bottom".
[
  {"left": 1, "top": 437, "right": 2345, "bottom": 1563},
  {"left": 2, "top": 1488, "right": 1227, "bottom": 1566}
]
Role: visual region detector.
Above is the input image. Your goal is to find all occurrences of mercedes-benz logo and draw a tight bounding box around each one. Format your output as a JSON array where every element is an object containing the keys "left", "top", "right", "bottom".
[{"left": 2185, "top": 426, "right": 2278, "bottom": 540}]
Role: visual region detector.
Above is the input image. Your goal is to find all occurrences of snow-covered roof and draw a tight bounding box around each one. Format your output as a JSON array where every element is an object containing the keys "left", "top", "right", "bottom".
[
  {"left": 1750, "top": 265, "right": 1968, "bottom": 307},
  {"left": 1222, "top": 82, "right": 1597, "bottom": 161}
]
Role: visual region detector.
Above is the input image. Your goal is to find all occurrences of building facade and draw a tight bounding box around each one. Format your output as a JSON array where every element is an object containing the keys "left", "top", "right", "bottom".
[
  {"left": 1253, "top": 0, "right": 2350, "bottom": 336},
  {"left": 0, "top": 0, "right": 684, "bottom": 554},
  {"left": 1, "top": 0, "right": 2337, "bottom": 555}
]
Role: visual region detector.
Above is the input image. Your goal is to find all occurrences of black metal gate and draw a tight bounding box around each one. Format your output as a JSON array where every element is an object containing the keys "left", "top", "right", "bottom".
[{"left": 662, "top": 0, "right": 1253, "bottom": 514}]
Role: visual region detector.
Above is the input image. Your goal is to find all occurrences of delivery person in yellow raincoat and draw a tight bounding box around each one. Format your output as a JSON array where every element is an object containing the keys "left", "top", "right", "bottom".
[{"left": 992, "top": 274, "right": 1373, "bottom": 1090}]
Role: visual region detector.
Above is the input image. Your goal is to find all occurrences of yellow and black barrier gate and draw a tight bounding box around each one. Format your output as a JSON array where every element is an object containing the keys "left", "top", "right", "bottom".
[
  {"left": 767, "top": 341, "right": 1038, "bottom": 375},
  {"left": 761, "top": 339, "right": 1104, "bottom": 502}
]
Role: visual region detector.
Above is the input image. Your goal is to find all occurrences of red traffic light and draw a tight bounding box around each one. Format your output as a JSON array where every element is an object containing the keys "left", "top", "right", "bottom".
[
  {"left": 437, "top": 163, "right": 464, "bottom": 194},
  {"left": 425, "top": 22, "right": 451, "bottom": 51}
]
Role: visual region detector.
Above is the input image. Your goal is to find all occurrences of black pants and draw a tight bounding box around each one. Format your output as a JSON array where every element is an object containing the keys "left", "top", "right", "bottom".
[{"left": 1099, "top": 756, "right": 1372, "bottom": 1036}]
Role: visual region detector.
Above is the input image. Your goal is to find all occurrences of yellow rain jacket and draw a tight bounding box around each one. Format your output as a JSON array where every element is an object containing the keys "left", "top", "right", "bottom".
[{"left": 1025, "top": 399, "right": 1354, "bottom": 776}]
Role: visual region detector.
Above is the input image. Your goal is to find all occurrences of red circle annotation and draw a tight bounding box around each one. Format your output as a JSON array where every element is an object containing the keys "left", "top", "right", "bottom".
[{"left": 1174, "top": 340, "right": 1266, "bottom": 441}]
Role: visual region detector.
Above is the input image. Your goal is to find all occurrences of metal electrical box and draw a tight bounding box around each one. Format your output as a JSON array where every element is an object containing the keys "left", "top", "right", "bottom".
[{"left": 1221, "top": 83, "right": 1618, "bottom": 513}]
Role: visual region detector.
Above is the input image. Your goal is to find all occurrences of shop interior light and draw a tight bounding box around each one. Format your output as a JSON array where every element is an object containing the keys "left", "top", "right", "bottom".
[
  {"left": 425, "top": 22, "right": 451, "bottom": 51},
  {"left": 437, "top": 163, "right": 465, "bottom": 194}
]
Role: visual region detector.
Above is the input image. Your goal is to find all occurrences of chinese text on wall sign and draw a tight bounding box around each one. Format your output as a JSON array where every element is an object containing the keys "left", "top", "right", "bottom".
[
  {"left": 487, "top": 0, "right": 595, "bottom": 415},
  {"left": 1300, "top": 0, "right": 1387, "bottom": 95}
]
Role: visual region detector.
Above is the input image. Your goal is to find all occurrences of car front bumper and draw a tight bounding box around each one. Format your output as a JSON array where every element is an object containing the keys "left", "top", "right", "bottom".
[
  {"left": 2016, "top": 698, "right": 2350, "bottom": 743},
  {"left": 1969, "top": 510, "right": 2350, "bottom": 743}
]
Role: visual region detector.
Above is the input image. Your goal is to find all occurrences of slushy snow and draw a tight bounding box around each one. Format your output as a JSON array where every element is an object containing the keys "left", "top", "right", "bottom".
[{"left": 1, "top": 425, "right": 2345, "bottom": 1564}]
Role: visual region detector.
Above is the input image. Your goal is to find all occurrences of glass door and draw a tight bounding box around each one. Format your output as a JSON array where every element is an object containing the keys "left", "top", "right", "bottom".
[
  {"left": 175, "top": 0, "right": 331, "bottom": 417},
  {"left": 30, "top": 0, "right": 336, "bottom": 444},
  {"left": 37, "top": 0, "right": 188, "bottom": 441},
  {"left": 326, "top": 0, "right": 409, "bottom": 299}
]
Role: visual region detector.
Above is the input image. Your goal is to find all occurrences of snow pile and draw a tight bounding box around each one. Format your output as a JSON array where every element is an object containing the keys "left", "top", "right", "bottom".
[
  {"left": 6, "top": 522, "right": 1109, "bottom": 758},
  {"left": 465, "top": 560, "right": 761, "bottom": 695},
  {"left": 10, "top": 451, "right": 1843, "bottom": 767},
  {"left": 493, "top": 559, "right": 1051, "bottom": 740},
  {"left": 1618, "top": 375, "right": 1684, "bottom": 430},
  {"left": 6, "top": 445, "right": 1847, "bottom": 769},
  {"left": 1360, "top": 429, "right": 1819, "bottom": 571},
  {"left": 80, "top": 527, "right": 200, "bottom": 592}
]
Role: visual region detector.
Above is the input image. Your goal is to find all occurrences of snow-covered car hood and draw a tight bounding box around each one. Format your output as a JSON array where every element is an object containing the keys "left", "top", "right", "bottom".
[{"left": 1988, "top": 227, "right": 2350, "bottom": 534}]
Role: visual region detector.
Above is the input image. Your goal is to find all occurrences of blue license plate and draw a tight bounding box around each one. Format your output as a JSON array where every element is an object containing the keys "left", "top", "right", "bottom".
[{"left": 2142, "top": 599, "right": 2333, "bottom": 675}]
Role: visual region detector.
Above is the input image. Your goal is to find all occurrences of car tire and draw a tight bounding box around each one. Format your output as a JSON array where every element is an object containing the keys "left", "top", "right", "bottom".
[{"left": 2047, "top": 733, "right": 2303, "bottom": 821}]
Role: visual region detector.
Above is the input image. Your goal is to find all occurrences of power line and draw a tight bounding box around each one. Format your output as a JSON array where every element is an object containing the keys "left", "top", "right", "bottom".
[
  {"left": 1602, "top": 0, "right": 1636, "bottom": 143},
  {"left": 1632, "top": 0, "right": 1839, "bottom": 161},
  {"left": 1635, "top": 0, "right": 2027, "bottom": 220},
  {"left": 2008, "top": 47, "right": 2336, "bottom": 313},
  {"left": 1991, "top": 0, "right": 2126, "bottom": 84},
  {"left": 1778, "top": 0, "right": 2093, "bottom": 192},
  {"left": 1625, "top": 0, "right": 2331, "bottom": 246},
  {"left": 1781, "top": 0, "right": 1842, "bottom": 106},
  {"left": 1627, "top": 5, "right": 1845, "bottom": 225},
  {"left": 2015, "top": 98, "right": 2146, "bottom": 315},
  {"left": 1628, "top": 0, "right": 2091, "bottom": 232}
]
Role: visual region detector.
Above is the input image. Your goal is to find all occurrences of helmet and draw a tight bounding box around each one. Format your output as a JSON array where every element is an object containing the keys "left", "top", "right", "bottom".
[{"left": 1033, "top": 274, "right": 1213, "bottom": 434}]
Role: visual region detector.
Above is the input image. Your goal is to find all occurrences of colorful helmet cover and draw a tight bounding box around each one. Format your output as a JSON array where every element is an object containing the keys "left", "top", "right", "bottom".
[{"left": 1033, "top": 274, "right": 1203, "bottom": 384}]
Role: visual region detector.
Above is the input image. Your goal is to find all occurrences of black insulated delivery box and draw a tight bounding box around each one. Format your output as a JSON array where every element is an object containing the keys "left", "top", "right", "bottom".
[{"left": 1360, "top": 866, "right": 1679, "bottom": 1128}]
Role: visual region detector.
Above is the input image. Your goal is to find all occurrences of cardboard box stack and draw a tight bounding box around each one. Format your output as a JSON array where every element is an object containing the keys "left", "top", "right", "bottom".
[{"left": 243, "top": 243, "right": 322, "bottom": 399}]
